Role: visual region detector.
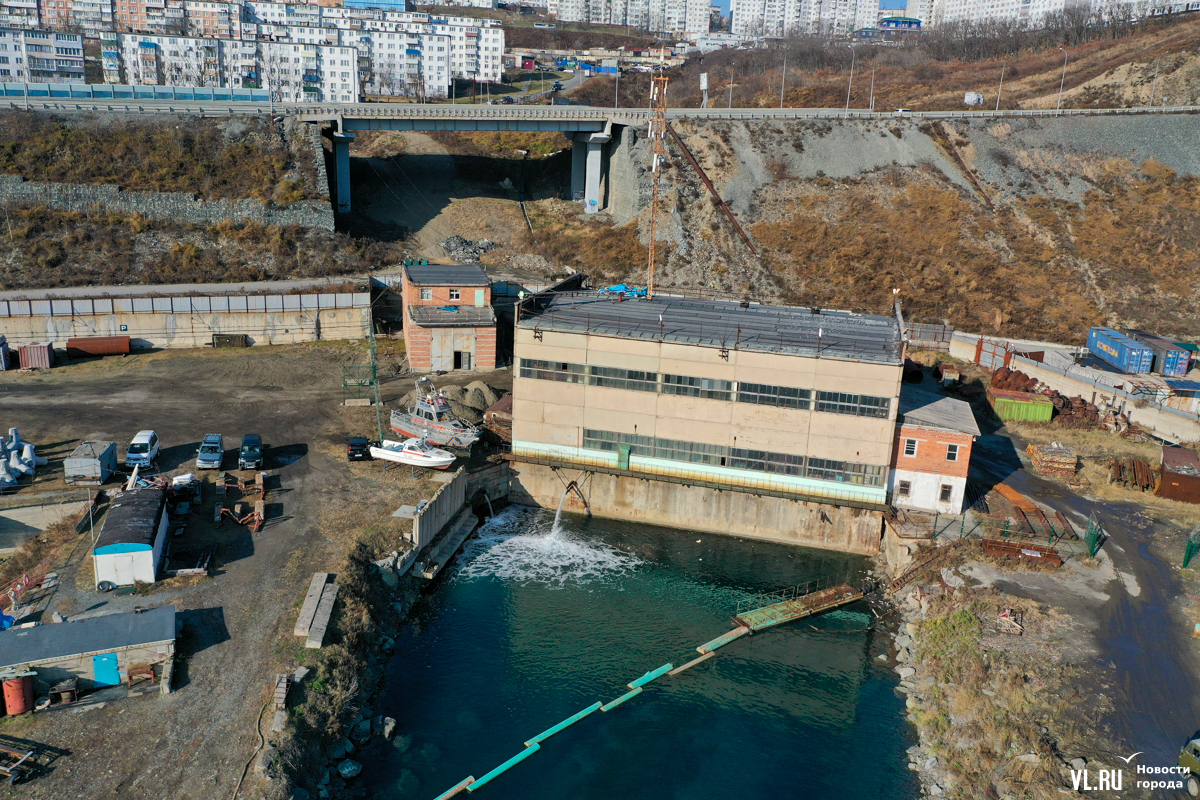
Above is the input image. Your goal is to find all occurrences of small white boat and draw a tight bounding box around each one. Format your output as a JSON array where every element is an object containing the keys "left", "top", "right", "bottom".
[{"left": 368, "top": 438, "right": 456, "bottom": 470}]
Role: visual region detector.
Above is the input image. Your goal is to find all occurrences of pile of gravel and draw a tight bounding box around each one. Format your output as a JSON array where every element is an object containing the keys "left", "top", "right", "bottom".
[
  {"left": 395, "top": 380, "right": 502, "bottom": 426},
  {"left": 441, "top": 236, "right": 495, "bottom": 263}
]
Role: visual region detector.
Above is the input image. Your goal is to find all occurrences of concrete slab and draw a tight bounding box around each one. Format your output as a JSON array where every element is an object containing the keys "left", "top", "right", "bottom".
[
  {"left": 392, "top": 505, "right": 418, "bottom": 519},
  {"left": 0, "top": 500, "right": 88, "bottom": 554}
]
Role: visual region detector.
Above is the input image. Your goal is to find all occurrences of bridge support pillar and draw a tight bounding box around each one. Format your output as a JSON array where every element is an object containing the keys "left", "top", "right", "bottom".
[
  {"left": 332, "top": 132, "right": 354, "bottom": 214},
  {"left": 571, "top": 130, "right": 610, "bottom": 215}
]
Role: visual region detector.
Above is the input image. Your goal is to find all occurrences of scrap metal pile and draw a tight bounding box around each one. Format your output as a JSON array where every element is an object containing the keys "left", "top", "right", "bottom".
[
  {"left": 1027, "top": 443, "right": 1078, "bottom": 476},
  {"left": 1108, "top": 457, "right": 1155, "bottom": 491},
  {"left": 990, "top": 368, "right": 1125, "bottom": 430}
]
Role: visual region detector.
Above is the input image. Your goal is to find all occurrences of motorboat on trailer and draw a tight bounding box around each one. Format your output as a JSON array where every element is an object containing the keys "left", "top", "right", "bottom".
[
  {"left": 368, "top": 438, "right": 457, "bottom": 470},
  {"left": 390, "top": 377, "right": 480, "bottom": 449}
]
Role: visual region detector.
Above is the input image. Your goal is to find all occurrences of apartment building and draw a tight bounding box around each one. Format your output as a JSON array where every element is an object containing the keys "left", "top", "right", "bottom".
[
  {"left": 101, "top": 31, "right": 358, "bottom": 100},
  {"left": 731, "top": 0, "right": 878, "bottom": 36},
  {"left": 551, "top": 0, "right": 709, "bottom": 33},
  {"left": 0, "top": 27, "right": 84, "bottom": 81}
]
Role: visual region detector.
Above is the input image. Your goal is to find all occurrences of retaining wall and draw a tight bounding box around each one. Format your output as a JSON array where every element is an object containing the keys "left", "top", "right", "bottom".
[
  {"left": 411, "top": 468, "right": 467, "bottom": 551},
  {"left": 508, "top": 461, "right": 882, "bottom": 554},
  {"left": 0, "top": 123, "right": 333, "bottom": 231},
  {"left": 0, "top": 307, "right": 370, "bottom": 349}
]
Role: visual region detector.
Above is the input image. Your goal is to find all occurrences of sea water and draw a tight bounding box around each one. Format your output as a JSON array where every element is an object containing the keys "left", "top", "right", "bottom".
[{"left": 361, "top": 507, "right": 919, "bottom": 800}]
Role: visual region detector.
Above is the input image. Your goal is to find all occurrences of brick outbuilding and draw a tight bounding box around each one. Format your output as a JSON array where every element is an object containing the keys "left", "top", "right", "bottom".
[
  {"left": 888, "top": 388, "right": 980, "bottom": 514},
  {"left": 401, "top": 264, "right": 496, "bottom": 372}
]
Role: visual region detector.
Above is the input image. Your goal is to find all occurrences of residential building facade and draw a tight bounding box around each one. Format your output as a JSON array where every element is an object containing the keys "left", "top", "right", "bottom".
[{"left": 0, "top": 27, "right": 84, "bottom": 82}]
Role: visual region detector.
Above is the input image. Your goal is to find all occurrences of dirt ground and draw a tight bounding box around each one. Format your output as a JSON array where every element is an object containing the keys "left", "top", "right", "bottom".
[{"left": 0, "top": 345, "right": 511, "bottom": 800}]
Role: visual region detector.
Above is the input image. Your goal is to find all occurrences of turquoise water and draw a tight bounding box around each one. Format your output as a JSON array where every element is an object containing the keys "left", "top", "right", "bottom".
[{"left": 361, "top": 507, "right": 920, "bottom": 800}]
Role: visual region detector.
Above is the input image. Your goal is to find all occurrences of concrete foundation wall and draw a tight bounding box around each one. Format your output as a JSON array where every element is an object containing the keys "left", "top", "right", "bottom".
[
  {"left": 606, "top": 123, "right": 646, "bottom": 225},
  {"left": 0, "top": 307, "right": 371, "bottom": 349},
  {"left": 509, "top": 461, "right": 883, "bottom": 554}
]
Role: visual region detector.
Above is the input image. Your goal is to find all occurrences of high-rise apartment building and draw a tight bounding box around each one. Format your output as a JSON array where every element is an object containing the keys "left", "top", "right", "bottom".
[{"left": 0, "top": 26, "right": 84, "bottom": 81}]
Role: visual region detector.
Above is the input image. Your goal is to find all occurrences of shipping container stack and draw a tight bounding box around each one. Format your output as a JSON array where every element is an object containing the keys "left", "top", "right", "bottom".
[
  {"left": 1086, "top": 328, "right": 1154, "bottom": 374},
  {"left": 1124, "top": 329, "right": 1190, "bottom": 378}
]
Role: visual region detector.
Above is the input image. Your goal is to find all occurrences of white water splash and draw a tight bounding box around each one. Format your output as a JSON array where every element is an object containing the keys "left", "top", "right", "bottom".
[
  {"left": 457, "top": 506, "right": 642, "bottom": 588},
  {"left": 551, "top": 485, "right": 569, "bottom": 537}
]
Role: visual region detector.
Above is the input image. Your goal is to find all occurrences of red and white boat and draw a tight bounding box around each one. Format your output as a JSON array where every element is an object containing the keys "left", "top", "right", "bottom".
[{"left": 368, "top": 438, "right": 456, "bottom": 470}]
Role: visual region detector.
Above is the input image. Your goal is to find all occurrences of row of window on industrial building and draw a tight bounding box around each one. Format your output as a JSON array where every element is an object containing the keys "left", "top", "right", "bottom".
[
  {"left": 518, "top": 358, "right": 892, "bottom": 419},
  {"left": 581, "top": 428, "right": 886, "bottom": 487}
]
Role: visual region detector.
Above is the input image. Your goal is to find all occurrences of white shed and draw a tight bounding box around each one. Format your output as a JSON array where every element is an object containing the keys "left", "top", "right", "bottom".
[{"left": 93, "top": 487, "right": 169, "bottom": 588}]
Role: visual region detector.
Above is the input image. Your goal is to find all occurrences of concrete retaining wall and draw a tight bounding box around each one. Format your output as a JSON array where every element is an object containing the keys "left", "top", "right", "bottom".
[
  {"left": 411, "top": 468, "right": 467, "bottom": 551},
  {"left": 0, "top": 307, "right": 370, "bottom": 349},
  {"left": 509, "top": 461, "right": 882, "bottom": 554},
  {"left": 0, "top": 126, "right": 334, "bottom": 232},
  {"left": 606, "top": 123, "right": 646, "bottom": 226}
]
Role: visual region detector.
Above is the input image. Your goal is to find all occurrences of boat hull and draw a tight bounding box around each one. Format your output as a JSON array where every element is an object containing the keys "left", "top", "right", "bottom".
[
  {"left": 369, "top": 440, "right": 456, "bottom": 469},
  {"left": 390, "top": 410, "right": 479, "bottom": 449}
]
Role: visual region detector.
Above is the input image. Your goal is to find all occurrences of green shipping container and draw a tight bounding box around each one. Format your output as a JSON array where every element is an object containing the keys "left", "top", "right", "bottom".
[{"left": 987, "top": 389, "right": 1054, "bottom": 423}]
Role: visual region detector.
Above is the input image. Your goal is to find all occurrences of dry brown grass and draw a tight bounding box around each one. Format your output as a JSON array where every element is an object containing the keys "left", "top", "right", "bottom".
[
  {"left": 1, "top": 516, "right": 82, "bottom": 593},
  {"left": 523, "top": 199, "right": 667, "bottom": 282}
]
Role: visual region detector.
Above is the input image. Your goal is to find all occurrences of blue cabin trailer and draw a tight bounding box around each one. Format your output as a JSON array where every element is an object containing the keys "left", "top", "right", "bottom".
[
  {"left": 1124, "top": 329, "right": 1191, "bottom": 377},
  {"left": 1087, "top": 327, "right": 1154, "bottom": 374}
]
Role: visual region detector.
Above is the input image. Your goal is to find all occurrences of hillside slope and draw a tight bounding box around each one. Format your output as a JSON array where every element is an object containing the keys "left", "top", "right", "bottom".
[{"left": 519, "top": 113, "right": 1200, "bottom": 344}]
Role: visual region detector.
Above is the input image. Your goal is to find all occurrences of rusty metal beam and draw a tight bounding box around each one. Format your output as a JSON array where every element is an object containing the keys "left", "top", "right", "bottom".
[{"left": 665, "top": 122, "right": 758, "bottom": 256}]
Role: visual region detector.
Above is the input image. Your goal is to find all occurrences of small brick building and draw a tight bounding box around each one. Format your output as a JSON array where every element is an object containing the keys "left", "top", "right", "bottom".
[
  {"left": 888, "top": 388, "right": 980, "bottom": 513},
  {"left": 401, "top": 264, "right": 496, "bottom": 372}
]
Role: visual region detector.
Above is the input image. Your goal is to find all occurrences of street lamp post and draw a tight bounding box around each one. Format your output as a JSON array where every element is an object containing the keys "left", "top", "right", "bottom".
[
  {"left": 1149, "top": 59, "right": 1160, "bottom": 109},
  {"left": 1055, "top": 47, "right": 1068, "bottom": 116},
  {"left": 995, "top": 62, "right": 1006, "bottom": 111},
  {"left": 844, "top": 45, "right": 855, "bottom": 113},
  {"left": 728, "top": 70, "right": 733, "bottom": 109},
  {"left": 868, "top": 65, "right": 875, "bottom": 113}
]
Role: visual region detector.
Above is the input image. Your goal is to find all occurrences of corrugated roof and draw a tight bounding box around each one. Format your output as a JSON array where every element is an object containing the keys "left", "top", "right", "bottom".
[
  {"left": 516, "top": 292, "right": 902, "bottom": 364},
  {"left": 96, "top": 487, "right": 165, "bottom": 550},
  {"left": 0, "top": 606, "right": 175, "bottom": 669},
  {"left": 402, "top": 264, "right": 490, "bottom": 287},
  {"left": 898, "top": 388, "right": 981, "bottom": 436},
  {"left": 407, "top": 305, "right": 496, "bottom": 328}
]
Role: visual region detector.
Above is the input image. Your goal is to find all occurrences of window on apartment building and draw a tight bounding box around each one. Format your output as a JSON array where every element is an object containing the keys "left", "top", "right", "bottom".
[
  {"left": 897, "top": 480, "right": 911, "bottom": 497},
  {"left": 946, "top": 444, "right": 959, "bottom": 462},
  {"left": 448, "top": 288, "right": 460, "bottom": 300},
  {"left": 419, "top": 288, "right": 432, "bottom": 300},
  {"left": 903, "top": 438, "right": 917, "bottom": 457},
  {"left": 939, "top": 485, "right": 953, "bottom": 503}
]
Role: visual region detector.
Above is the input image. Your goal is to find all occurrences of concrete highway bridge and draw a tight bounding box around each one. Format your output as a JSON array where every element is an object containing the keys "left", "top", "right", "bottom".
[{"left": 10, "top": 91, "right": 1199, "bottom": 215}]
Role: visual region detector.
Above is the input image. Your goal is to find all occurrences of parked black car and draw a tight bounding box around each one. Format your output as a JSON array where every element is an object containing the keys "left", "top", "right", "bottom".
[
  {"left": 500, "top": 95, "right": 515, "bottom": 104},
  {"left": 347, "top": 436, "right": 373, "bottom": 461},
  {"left": 239, "top": 433, "right": 265, "bottom": 469}
]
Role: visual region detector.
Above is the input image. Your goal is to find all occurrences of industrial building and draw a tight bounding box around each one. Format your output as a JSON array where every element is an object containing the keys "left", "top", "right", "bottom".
[
  {"left": 92, "top": 487, "right": 169, "bottom": 588},
  {"left": 0, "top": 606, "right": 176, "bottom": 696},
  {"left": 507, "top": 290, "right": 904, "bottom": 553},
  {"left": 889, "top": 388, "right": 978, "bottom": 514},
  {"left": 400, "top": 264, "right": 497, "bottom": 373}
]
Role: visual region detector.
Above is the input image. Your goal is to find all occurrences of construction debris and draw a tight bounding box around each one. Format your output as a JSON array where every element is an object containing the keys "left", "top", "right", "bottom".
[
  {"left": 990, "top": 369, "right": 1103, "bottom": 428},
  {"left": 996, "top": 607, "right": 1024, "bottom": 636},
  {"left": 1109, "top": 457, "right": 1155, "bottom": 491},
  {"left": 440, "top": 236, "right": 495, "bottom": 263},
  {"left": 1027, "top": 443, "right": 1078, "bottom": 476}
]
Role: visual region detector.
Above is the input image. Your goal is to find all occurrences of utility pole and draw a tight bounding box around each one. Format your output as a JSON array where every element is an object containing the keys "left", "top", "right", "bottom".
[
  {"left": 368, "top": 323, "right": 384, "bottom": 442},
  {"left": 996, "top": 62, "right": 1005, "bottom": 111},
  {"left": 647, "top": 71, "right": 669, "bottom": 300},
  {"left": 779, "top": 52, "right": 786, "bottom": 109},
  {"left": 868, "top": 65, "right": 875, "bottom": 113},
  {"left": 1149, "top": 58, "right": 1160, "bottom": 108},
  {"left": 1055, "top": 47, "right": 1068, "bottom": 116},
  {"left": 728, "top": 69, "right": 733, "bottom": 108},
  {"left": 614, "top": 66, "right": 619, "bottom": 108},
  {"left": 845, "top": 45, "right": 855, "bottom": 113}
]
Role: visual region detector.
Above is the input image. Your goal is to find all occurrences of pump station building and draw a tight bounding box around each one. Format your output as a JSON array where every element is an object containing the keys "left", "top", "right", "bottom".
[{"left": 506, "top": 290, "right": 905, "bottom": 553}]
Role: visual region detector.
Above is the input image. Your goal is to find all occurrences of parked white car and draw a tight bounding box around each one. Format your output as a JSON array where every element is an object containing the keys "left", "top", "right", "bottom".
[{"left": 125, "top": 430, "right": 161, "bottom": 468}]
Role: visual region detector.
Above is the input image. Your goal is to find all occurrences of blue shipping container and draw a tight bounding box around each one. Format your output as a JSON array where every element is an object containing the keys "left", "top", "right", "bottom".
[
  {"left": 1087, "top": 327, "right": 1154, "bottom": 374},
  {"left": 1124, "top": 329, "right": 1190, "bottom": 377}
]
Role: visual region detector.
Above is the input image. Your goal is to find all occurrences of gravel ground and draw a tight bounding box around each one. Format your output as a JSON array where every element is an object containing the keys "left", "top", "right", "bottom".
[{"left": 0, "top": 344, "right": 467, "bottom": 800}]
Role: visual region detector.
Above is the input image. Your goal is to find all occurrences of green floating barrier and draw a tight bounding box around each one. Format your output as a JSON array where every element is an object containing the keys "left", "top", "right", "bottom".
[
  {"left": 601, "top": 686, "right": 643, "bottom": 712},
  {"left": 466, "top": 744, "right": 540, "bottom": 793},
  {"left": 696, "top": 626, "right": 750, "bottom": 654},
  {"left": 627, "top": 662, "right": 673, "bottom": 689},
  {"left": 524, "top": 701, "right": 603, "bottom": 747},
  {"left": 432, "top": 776, "right": 475, "bottom": 800}
]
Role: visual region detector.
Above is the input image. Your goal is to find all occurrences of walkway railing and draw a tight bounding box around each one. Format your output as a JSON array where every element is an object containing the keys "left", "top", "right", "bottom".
[{"left": 734, "top": 573, "right": 854, "bottom": 618}]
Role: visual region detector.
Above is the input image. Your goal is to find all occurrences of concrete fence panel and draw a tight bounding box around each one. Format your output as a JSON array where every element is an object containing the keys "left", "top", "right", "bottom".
[{"left": 411, "top": 468, "right": 468, "bottom": 551}]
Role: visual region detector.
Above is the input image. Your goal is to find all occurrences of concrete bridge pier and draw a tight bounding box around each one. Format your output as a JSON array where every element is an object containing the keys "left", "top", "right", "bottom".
[
  {"left": 571, "top": 130, "right": 611, "bottom": 214},
  {"left": 332, "top": 132, "right": 354, "bottom": 214}
]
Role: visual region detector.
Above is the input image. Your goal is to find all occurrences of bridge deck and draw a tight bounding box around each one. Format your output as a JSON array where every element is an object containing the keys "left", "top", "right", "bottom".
[{"left": 733, "top": 584, "right": 862, "bottom": 631}]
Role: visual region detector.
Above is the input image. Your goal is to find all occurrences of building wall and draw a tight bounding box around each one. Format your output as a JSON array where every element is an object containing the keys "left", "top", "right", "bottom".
[
  {"left": 0, "top": 28, "right": 83, "bottom": 83},
  {"left": 404, "top": 323, "right": 496, "bottom": 371},
  {"left": 512, "top": 326, "right": 901, "bottom": 477},
  {"left": 887, "top": 423, "right": 973, "bottom": 513},
  {"left": 510, "top": 461, "right": 884, "bottom": 553},
  {"left": 0, "top": 307, "right": 371, "bottom": 349},
  {"left": 29, "top": 641, "right": 175, "bottom": 695}
]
